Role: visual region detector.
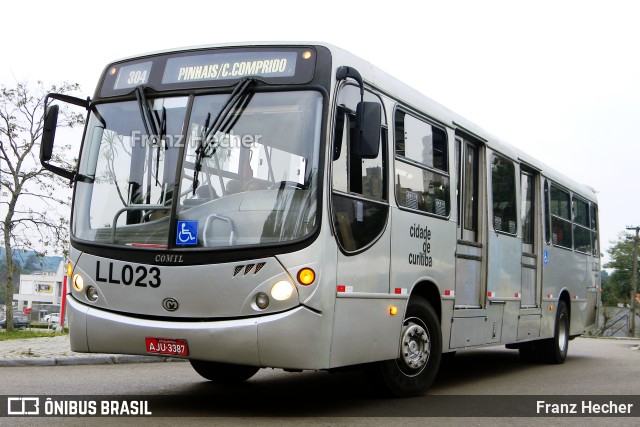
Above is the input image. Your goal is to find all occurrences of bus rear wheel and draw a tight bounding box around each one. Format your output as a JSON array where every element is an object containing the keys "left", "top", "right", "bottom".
[
  {"left": 542, "top": 300, "right": 569, "bottom": 364},
  {"left": 368, "top": 296, "right": 442, "bottom": 396},
  {"left": 189, "top": 360, "right": 260, "bottom": 383},
  {"left": 518, "top": 300, "right": 569, "bottom": 364}
]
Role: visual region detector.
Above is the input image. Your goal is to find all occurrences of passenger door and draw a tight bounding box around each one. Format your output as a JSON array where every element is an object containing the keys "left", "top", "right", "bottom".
[
  {"left": 454, "top": 137, "right": 483, "bottom": 308},
  {"left": 520, "top": 169, "right": 539, "bottom": 308},
  {"left": 486, "top": 154, "right": 522, "bottom": 303}
]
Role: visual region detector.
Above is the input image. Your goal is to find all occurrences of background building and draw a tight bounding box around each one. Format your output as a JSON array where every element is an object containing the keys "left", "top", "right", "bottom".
[{"left": 13, "top": 261, "right": 64, "bottom": 321}]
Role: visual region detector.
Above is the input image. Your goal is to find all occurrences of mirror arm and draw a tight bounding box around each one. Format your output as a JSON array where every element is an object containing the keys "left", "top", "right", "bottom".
[
  {"left": 336, "top": 66, "right": 364, "bottom": 104},
  {"left": 336, "top": 66, "right": 367, "bottom": 141},
  {"left": 40, "top": 161, "right": 76, "bottom": 185},
  {"left": 44, "top": 93, "right": 90, "bottom": 111}
]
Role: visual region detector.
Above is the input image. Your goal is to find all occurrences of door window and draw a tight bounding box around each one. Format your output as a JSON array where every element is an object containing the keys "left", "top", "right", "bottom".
[
  {"left": 332, "top": 85, "right": 388, "bottom": 252},
  {"left": 491, "top": 155, "right": 517, "bottom": 235}
]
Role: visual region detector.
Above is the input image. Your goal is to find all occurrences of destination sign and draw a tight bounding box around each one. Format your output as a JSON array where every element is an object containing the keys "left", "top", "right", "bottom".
[
  {"left": 100, "top": 47, "right": 317, "bottom": 97},
  {"left": 162, "top": 51, "right": 297, "bottom": 83},
  {"left": 113, "top": 61, "right": 153, "bottom": 90}
]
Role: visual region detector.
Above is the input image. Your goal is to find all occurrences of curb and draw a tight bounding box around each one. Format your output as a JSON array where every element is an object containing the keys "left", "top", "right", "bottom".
[{"left": 0, "top": 354, "right": 187, "bottom": 368}]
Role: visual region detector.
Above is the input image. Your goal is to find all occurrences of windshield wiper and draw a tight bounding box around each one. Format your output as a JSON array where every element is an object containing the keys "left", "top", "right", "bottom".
[
  {"left": 192, "top": 77, "right": 255, "bottom": 194},
  {"left": 153, "top": 106, "right": 166, "bottom": 186},
  {"left": 135, "top": 86, "right": 167, "bottom": 186},
  {"left": 135, "top": 85, "right": 160, "bottom": 143}
]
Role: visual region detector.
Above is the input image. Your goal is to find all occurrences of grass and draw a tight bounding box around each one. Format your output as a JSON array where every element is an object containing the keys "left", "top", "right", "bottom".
[{"left": 0, "top": 328, "right": 68, "bottom": 341}]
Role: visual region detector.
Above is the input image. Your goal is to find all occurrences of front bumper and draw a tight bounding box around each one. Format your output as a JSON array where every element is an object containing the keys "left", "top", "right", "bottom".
[{"left": 67, "top": 296, "right": 326, "bottom": 370}]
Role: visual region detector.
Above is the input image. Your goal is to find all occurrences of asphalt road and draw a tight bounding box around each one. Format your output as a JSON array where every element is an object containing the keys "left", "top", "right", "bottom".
[{"left": 2, "top": 337, "right": 639, "bottom": 426}]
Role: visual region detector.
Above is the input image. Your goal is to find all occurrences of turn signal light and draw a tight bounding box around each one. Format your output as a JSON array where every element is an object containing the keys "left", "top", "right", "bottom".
[
  {"left": 389, "top": 306, "right": 398, "bottom": 316},
  {"left": 297, "top": 268, "right": 315, "bottom": 286},
  {"left": 67, "top": 262, "right": 73, "bottom": 278}
]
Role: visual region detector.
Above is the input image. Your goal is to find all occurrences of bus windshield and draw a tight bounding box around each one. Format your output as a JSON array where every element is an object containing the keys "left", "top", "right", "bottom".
[{"left": 73, "top": 90, "right": 322, "bottom": 249}]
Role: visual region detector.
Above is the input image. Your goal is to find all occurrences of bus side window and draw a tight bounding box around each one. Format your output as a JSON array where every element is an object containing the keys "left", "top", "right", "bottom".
[
  {"left": 394, "top": 110, "right": 449, "bottom": 216},
  {"left": 573, "top": 196, "right": 591, "bottom": 254},
  {"left": 549, "top": 184, "right": 572, "bottom": 249}
]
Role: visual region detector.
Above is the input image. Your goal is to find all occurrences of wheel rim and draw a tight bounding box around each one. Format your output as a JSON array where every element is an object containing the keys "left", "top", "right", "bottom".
[
  {"left": 558, "top": 312, "right": 568, "bottom": 353},
  {"left": 398, "top": 317, "right": 431, "bottom": 376}
]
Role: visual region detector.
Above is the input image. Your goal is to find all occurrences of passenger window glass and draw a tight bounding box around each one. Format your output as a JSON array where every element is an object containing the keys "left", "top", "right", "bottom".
[
  {"left": 491, "top": 155, "right": 517, "bottom": 234},
  {"left": 394, "top": 110, "right": 450, "bottom": 216},
  {"left": 573, "top": 197, "right": 590, "bottom": 253},
  {"left": 573, "top": 198, "right": 589, "bottom": 227},
  {"left": 574, "top": 224, "right": 591, "bottom": 254},
  {"left": 550, "top": 184, "right": 572, "bottom": 249},
  {"left": 395, "top": 111, "right": 447, "bottom": 171},
  {"left": 550, "top": 186, "right": 570, "bottom": 219},
  {"left": 552, "top": 218, "right": 572, "bottom": 248}
]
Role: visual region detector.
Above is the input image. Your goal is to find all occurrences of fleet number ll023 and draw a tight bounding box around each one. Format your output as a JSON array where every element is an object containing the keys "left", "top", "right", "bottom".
[{"left": 95, "top": 261, "right": 161, "bottom": 288}]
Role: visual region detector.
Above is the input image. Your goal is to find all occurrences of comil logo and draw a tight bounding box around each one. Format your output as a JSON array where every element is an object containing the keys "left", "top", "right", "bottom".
[
  {"left": 7, "top": 397, "right": 40, "bottom": 415},
  {"left": 162, "top": 297, "right": 179, "bottom": 312}
]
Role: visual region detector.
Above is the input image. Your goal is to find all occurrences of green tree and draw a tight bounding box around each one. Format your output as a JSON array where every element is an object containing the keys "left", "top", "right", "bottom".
[
  {"left": 0, "top": 81, "right": 83, "bottom": 330},
  {"left": 604, "top": 232, "right": 639, "bottom": 306}
]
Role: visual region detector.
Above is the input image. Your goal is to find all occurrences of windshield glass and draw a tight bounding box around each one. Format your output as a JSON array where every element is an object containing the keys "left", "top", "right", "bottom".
[{"left": 73, "top": 91, "right": 322, "bottom": 250}]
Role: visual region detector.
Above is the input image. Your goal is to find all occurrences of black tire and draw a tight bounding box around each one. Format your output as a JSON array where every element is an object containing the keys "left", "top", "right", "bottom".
[
  {"left": 189, "top": 360, "right": 260, "bottom": 383},
  {"left": 368, "top": 296, "right": 442, "bottom": 396},
  {"left": 518, "top": 300, "right": 569, "bottom": 364},
  {"left": 542, "top": 300, "right": 570, "bottom": 364}
]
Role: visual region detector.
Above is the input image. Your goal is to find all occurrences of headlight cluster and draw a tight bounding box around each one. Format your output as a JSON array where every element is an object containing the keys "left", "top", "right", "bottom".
[
  {"left": 253, "top": 267, "right": 316, "bottom": 310},
  {"left": 71, "top": 268, "right": 99, "bottom": 303}
]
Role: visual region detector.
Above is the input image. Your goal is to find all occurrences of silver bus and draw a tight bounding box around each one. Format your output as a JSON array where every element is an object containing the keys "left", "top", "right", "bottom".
[{"left": 41, "top": 42, "right": 600, "bottom": 396}]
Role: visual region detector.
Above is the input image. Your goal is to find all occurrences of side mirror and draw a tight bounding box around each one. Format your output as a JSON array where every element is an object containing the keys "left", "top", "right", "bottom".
[
  {"left": 40, "top": 105, "right": 59, "bottom": 162},
  {"left": 40, "top": 93, "right": 90, "bottom": 183},
  {"left": 354, "top": 101, "right": 381, "bottom": 158}
]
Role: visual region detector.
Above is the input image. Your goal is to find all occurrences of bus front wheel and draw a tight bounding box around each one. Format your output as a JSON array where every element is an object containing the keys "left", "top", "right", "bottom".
[
  {"left": 189, "top": 360, "right": 260, "bottom": 383},
  {"left": 368, "top": 296, "right": 442, "bottom": 396}
]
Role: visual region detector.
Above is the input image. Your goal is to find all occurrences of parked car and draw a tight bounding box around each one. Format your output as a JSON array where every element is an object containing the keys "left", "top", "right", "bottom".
[
  {"left": 43, "top": 313, "right": 60, "bottom": 324},
  {"left": 0, "top": 315, "right": 30, "bottom": 329}
]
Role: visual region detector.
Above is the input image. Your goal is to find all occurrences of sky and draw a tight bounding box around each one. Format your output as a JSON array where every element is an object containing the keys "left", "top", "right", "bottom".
[{"left": 1, "top": 0, "right": 639, "bottom": 263}]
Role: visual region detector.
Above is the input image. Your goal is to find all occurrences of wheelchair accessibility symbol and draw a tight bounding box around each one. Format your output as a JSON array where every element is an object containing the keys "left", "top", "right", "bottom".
[{"left": 176, "top": 220, "right": 198, "bottom": 246}]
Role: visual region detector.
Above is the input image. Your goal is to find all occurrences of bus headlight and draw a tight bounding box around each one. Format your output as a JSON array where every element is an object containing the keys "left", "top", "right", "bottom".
[
  {"left": 86, "top": 286, "right": 99, "bottom": 302},
  {"left": 72, "top": 274, "right": 84, "bottom": 292},
  {"left": 255, "top": 292, "right": 270, "bottom": 309},
  {"left": 271, "top": 281, "right": 294, "bottom": 301}
]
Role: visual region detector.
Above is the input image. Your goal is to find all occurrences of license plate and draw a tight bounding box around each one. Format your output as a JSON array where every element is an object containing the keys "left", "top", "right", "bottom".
[{"left": 145, "top": 337, "right": 189, "bottom": 356}]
